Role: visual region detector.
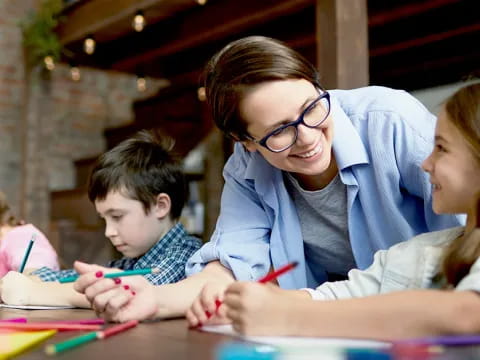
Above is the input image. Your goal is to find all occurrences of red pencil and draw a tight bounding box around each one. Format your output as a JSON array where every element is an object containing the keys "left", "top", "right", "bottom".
[
  {"left": 258, "top": 261, "right": 299, "bottom": 283},
  {"left": 204, "top": 261, "right": 299, "bottom": 320},
  {"left": 97, "top": 320, "right": 138, "bottom": 339}
]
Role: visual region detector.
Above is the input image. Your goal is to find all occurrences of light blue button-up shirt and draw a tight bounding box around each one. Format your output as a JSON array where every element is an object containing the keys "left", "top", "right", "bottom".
[{"left": 186, "top": 86, "right": 464, "bottom": 289}]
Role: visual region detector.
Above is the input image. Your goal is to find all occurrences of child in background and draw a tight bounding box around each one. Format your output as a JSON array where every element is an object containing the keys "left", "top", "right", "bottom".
[
  {"left": 0, "top": 129, "right": 201, "bottom": 307},
  {"left": 0, "top": 191, "right": 59, "bottom": 277},
  {"left": 221, "top": 82, "right": 480, "bottom": 339}
]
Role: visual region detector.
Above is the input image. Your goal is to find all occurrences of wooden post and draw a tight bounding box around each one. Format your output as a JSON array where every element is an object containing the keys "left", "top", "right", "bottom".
[{"left": 315, "top": 0, "right": 369, "bottom": 89}]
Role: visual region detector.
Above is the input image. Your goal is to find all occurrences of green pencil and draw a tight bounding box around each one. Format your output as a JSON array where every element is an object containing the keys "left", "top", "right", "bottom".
[
  {"left": 18, "top": 234, "right": 36, "bottom": 273},
  {"left": 58, "top": 268, "right": 160, "bottom": 283},
  {"left": 45, "top": 331, "right": 98, "bottom": 355},
  {"left": 103, "top": 268, "right": 160, "bottom": 278}
]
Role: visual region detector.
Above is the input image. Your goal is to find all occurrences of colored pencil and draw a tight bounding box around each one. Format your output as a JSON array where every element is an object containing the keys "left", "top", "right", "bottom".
[
  {"left": 45, "top": 331, "right": 98, "bottom": 355},
  {"left": 48, "top": 318, "right": 105, "bottom": 325},
  {"left": 103, "top": 268, "right": 160, "bottom": 278},
  {"left": 257, "top": 261, "right": 299, "bottom": 283},
  {"left": 58, "top": 267, "right": 160, "bottom": 283},
  {"left": 18, "top": 234, "right": 36, "bottom": 273},
  {"left": 97, "top": 320, "right": 139, "bottom": 339},
  {"left": 205, "top": 261, "right": 299, "bottom": 320},
  {"left": 0, "top": 317, "right": 27, "bottom": 323},
  {"left": 45, "top": 320, "right": 139, "bottom": 355},
  {"left": 0, "top": 322, "right": 102, "bottom": 331}
]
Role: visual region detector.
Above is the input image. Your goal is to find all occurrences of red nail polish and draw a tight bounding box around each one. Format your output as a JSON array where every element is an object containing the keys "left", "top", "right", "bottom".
[
  {"left": 123, "top": 285, "right": 130, "bottom": 290},
  {"left": 95, "top": 271, "right": 103, "bottom": 278},
  {"left": 131, "top": 291, "right": 136, "bottom": 295},
  {"left": 114, "top": 278, "right": 121, "bottom": 285},
  {"left": 215, "top": 299, "right": 222, "bottom": 309},
  {"left": 205, "top": 311, "right": 212, "bottom": 318}
]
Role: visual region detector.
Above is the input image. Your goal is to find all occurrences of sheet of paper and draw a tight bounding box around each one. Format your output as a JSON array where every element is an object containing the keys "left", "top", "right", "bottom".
[
  {"left": 0, "top": 304, "right": 76, "bottom": 310},
  {"left": 201, "top": 324, "right": 389, "bottom": 349}
]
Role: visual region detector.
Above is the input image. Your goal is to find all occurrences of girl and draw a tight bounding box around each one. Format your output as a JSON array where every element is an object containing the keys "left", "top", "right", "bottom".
[
  {"left": 0, "top": 191, "right": 59, "bottom": 277},
  {"left": 223, "top": 82, "right": 480, "bottom": 339}
]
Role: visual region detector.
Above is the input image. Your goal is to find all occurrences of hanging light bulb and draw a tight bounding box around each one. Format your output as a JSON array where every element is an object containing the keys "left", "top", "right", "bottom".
[
  {"left": 132, "top": 10, "right": 146, "bottom": 32},
  {"left": 196, "top": 0, "right": 207, "bottom": 5},
  {"left": 84, "top": 35, "right": 96, "bottom": 55},
  {"left": 136, "top": 75, "right": 147, "bottom": 92},
  {"left": 70, "top": 65, "right": 81, "bottom": 81},
  {"left": 197, "top": 87, "right": 206, "bottom": 101},
  {"left": 44, "top": 55, "right": 55, "bottom": 71}
]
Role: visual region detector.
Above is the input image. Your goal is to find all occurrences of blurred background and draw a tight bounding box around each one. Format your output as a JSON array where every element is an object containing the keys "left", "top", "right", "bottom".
[{"left": 0, "top": 0, "right": 478, "bottom": 267}]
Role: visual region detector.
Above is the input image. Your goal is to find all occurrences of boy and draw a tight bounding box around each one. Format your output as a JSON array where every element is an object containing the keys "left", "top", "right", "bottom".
[{"left": 0, "top": 130, "right": 201, "bottom": 307}]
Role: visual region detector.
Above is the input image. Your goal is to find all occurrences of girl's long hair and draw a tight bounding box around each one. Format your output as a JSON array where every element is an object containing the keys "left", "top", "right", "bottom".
[{"left": 441, "top": 83, "right": 480, "bottom": 286}]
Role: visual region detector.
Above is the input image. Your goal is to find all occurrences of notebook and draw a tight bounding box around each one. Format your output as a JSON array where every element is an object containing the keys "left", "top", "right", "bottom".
[{"left": 0, "top": 329, "right": 56, "bottom": 359}]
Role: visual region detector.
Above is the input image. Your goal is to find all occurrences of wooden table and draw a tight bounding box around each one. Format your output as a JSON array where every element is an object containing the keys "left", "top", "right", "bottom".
[
  {"left": 1, "top": 308, "right": 234, "bottom": 360},
  {"left": 4, "top": 307, "right": 480, "bottom": 360}
]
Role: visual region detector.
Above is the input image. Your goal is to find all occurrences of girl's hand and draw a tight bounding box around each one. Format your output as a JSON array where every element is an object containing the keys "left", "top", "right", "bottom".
[
  {"left": 224, "top": 281, "right": 297, "bottom": 336},
  {"left": 186, "top": 281, "right": 231, "bottom": 327},
  {"left": 73, "top": 261, "right": 158, "bottom": 322},
  {"left": 0, "top": 271, "right": 34, "bottom": 305}
]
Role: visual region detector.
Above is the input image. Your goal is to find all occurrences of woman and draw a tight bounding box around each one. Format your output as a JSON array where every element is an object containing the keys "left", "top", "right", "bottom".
[{"left": 222, "top": 82, "right": 480, "bottom": 339}]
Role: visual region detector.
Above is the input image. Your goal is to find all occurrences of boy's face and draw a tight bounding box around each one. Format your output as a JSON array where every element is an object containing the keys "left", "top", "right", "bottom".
[{"left": 95, "top": 190, "right": 164, "bottom": 258}]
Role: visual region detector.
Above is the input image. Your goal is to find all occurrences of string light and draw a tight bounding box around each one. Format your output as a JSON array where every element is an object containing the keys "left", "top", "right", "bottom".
[
  {"left": 84, "top": 35, "right": 96, "bottom": 55},
  {"left": 196, "top": 0, "right": 207, "bottom": 5},
  {"left": 136, "top": 75, "right": 147, "bottom": 92},
  {"left": 44, "top": 55, "right": 55, "bottom": 71},
  {"left": 197, "top": 87, "right": 206, "bottom": 101},
  {"left": 132, "top": 10, "right": 146, "bottom": 32},
  {"left": 70, "top": 64, "right": 81, "bottom": 81}
]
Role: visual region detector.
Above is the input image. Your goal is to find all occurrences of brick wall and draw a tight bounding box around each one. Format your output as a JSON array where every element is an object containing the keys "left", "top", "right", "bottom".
[{"left": 0, "top": 0, "right": 163, "bottom": 233}]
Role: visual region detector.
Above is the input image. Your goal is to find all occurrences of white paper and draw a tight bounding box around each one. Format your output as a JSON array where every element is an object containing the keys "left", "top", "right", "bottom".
[
  {"left": 201, "top": 324, "right": 389, "bottom": 349},
  {"left": 0, "top": 303, "right": 76, "bottom": 310}
]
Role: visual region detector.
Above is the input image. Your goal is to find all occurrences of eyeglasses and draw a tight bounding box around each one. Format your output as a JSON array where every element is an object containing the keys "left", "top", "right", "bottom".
[{"left": 246, "top": 91, "right": 330, "bottom": 153}]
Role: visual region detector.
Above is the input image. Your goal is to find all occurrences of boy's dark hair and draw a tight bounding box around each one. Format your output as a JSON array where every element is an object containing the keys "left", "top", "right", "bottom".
[{"left": 88, "top": 129, "right": 187, "bottom": 220}]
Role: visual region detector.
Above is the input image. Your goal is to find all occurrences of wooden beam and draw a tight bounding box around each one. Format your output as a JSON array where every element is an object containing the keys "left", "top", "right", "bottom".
[
  {"left": 112, "top": 0, "right": 314, "bottom": 71},
  {"left": 315, "top": 0, "right": 369, "bottom": 89},
  {"left": 57, "top": 0, "right": 195, "bottom": 44},
  {"left": 370, "top": 22, "right": 480, "bottom": 57},
  {"left": 369, "top": 0, "right": 462, "bottom": 27}
]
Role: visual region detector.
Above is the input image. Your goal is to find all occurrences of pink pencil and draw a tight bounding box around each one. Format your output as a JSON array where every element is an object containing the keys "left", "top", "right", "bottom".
[
  {"left": 47, "top": 318, "right": 105, "bottom": 325},
  {"left": 0, "top": 322, "right": 102, "bottom": 331},
  {"left": 0, "top": 317, "right": 28, "bottom": 323}
]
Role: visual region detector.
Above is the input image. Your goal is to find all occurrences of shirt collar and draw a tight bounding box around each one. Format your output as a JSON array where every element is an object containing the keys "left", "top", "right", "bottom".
[{"left": 330, "top": 95, "right": 369, "bottom": 170}]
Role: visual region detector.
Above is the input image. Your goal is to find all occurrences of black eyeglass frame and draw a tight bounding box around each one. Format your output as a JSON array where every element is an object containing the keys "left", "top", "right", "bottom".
[{"left": 246, "top": 91, "right": 331, "bottom": 153}]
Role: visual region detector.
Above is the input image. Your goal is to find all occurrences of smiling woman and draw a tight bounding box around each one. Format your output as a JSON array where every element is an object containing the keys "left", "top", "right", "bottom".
[{"left": 183, "top": 35, "right": 464, "bottom": 327}]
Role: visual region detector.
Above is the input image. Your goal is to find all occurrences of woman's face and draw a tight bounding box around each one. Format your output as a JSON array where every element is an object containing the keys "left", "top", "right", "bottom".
[
  {"left": 422, "top": 108, "right": 480, "bottom": 216},
  {"left": 239, "top": 79, "right": 335, "bottom": 183}
]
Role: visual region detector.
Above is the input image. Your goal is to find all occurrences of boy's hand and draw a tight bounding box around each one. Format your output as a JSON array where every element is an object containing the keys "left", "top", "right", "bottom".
[
  {"left": 74, "top": 261, "right": 158, "bottom": 322},
  {"left": 224, "top": 282, "right": 301, "bottom": 336},
  {"left": 185, "top": 281, "right": 231, "bottom": 327},
  {"left": 0, "top": 271, "right": 35, "bottom": 305}
]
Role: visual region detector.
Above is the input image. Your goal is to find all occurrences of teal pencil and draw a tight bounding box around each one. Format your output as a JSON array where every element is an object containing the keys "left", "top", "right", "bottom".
[
  {"left": 104, "top": 268, "right": 160, "bottom": 278},
  {"left": 45, "top": 331, "right": 98, "bottom": 355},
  {"left": 58, "top": 268, "right": 160, "bottom": 283},
  {"left": 18, "top": 234, "right": 36, "bottom": 273}
]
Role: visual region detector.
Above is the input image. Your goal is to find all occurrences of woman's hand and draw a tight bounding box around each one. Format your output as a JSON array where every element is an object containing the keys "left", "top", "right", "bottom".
[
  {"left": 185, "top": 281, "right": 231, "bottom": 327},
  {"left": 73, "top": 261, "right": 158, "bottom": 322}
]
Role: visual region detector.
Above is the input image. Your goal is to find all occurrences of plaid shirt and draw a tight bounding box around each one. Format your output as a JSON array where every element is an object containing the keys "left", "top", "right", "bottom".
[{"left": 32, "top": 223, "right": 201, "bottom": 285}]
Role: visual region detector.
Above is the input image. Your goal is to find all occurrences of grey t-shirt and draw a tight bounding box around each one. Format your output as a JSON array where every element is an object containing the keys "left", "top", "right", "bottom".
[{"left": 284, "top": 172, "right": 356, "bottom": 282}]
